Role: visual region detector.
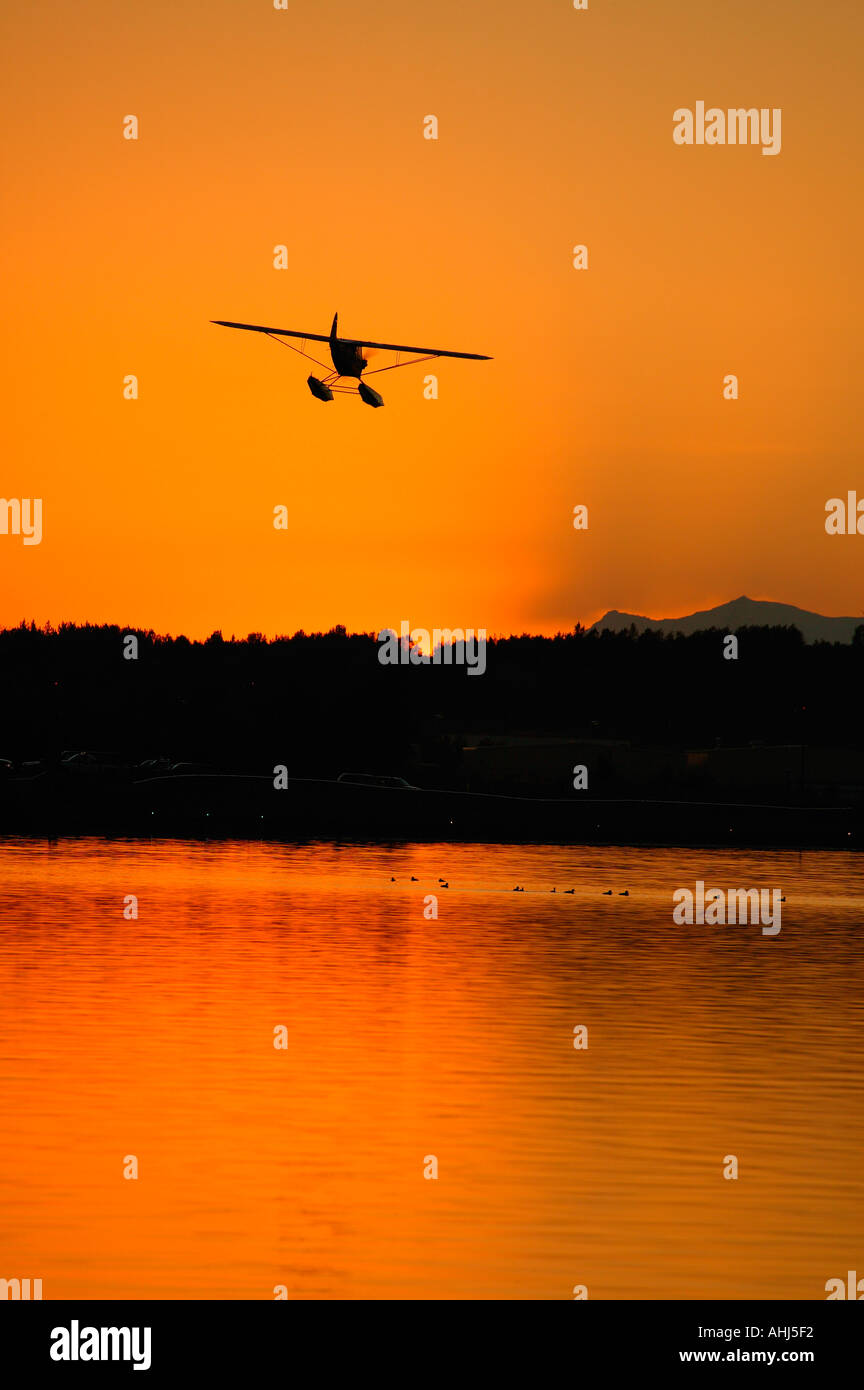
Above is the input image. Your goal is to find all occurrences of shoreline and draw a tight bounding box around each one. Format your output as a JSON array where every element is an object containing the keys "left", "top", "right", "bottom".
[{"left": 1, "top": 774, "right": 858, "bottom": 849}]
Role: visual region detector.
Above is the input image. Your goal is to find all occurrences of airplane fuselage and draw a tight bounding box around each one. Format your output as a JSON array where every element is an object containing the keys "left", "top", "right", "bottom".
[{"left": 329, "top": 313, "right": 366, "bottom": 378}]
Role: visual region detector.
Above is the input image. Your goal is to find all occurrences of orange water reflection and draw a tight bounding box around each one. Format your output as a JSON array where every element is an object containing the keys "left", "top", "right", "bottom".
[{"left": 1, "top": 839, "right": 862, "bottom": 1299}]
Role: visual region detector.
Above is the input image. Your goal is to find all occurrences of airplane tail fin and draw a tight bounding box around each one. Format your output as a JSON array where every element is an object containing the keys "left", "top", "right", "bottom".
[{"left": 330, "top": 312, "right": 338, "bottom": 341}]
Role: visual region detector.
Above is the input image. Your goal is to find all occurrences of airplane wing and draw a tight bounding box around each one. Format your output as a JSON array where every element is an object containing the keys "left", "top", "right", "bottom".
[
  {"left": 212, "top": 320, "right": 331, "bottom": 343},
  {"left": 343, "top": 336, "right": 491, "bottom": 360},
  {"left": 212, "top": 320, "right": 491, "bottom": 359}
]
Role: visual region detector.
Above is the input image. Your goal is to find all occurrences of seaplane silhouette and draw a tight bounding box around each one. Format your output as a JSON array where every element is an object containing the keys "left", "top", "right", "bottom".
[{"left": 212, "top": 312, "right": 491, "bottom": 407}]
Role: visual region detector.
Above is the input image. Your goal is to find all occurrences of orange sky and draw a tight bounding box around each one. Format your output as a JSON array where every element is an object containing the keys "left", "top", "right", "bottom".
[{"left": 2, "top": 0, "right": 863, "bottom": 638}]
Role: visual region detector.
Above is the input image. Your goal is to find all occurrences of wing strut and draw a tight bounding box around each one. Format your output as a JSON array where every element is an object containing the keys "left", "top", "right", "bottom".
[
  {"left": 364, "top": 354, "right": 439, "bottom": 377},
  {"left": 263, "top": 331, "right": 332, "bottom": 373}
]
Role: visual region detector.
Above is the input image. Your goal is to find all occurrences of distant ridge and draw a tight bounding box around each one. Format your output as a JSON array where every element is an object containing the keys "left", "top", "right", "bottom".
[{"left": 590, "top": 596, "right": 863, "bottom": 644}]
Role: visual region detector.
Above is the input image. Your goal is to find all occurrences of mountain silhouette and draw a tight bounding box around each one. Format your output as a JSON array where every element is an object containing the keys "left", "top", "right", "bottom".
[{"left": 591, "top": 596, "right": 863, "bottom": 644}]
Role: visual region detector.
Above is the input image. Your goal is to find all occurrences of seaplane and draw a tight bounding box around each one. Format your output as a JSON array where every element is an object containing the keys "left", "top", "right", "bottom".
[{"left": 212, "top": 312, "right": 491, "bottom": 407}]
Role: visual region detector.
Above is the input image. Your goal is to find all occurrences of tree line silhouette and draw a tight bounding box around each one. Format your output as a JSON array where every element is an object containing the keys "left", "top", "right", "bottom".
[{"left": 1, "top": 620, "right": 862, "bottom": 791}]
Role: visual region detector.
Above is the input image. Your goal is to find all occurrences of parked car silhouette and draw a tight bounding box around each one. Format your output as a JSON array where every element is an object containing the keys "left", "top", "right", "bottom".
[
  {"left": 137, "top": 757, "right": 174, "bottom": 775},
  {"left": 58, "top": 751, "right": 132, "bottom": 776}
]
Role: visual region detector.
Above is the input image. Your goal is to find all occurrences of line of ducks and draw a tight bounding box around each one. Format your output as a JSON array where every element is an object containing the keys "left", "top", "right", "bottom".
[
  {"left": 391, "top": 876, "right": 450, "bottom": 887},
  {"left": 390, "top": 880, "right": 788, "bottom": 903}
]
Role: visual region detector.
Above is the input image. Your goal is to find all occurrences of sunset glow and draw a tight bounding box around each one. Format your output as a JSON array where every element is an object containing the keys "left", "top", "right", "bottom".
[{"left": 2, "top": 1, "right": 863, "bottom": 638}]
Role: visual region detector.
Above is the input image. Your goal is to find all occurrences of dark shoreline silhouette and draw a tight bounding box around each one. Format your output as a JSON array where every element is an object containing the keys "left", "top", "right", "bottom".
[
  {"left": 1, "top": 619, "right": 862, "bottom": 846},
  {"left": 0, "top": 775, "right": 856, "bottom": 847}
]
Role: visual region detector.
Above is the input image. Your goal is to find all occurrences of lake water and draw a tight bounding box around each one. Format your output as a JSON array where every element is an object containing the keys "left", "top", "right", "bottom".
[{"left": 1, "top": 838, "right": 862, "bottom": 1300}]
